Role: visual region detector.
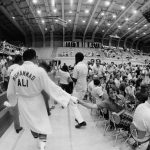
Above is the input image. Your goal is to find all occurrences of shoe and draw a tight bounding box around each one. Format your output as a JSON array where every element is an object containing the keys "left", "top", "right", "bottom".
[
  {"left": 75, "top": 121, "right": 87, "bottom": 128},
  {"left": 39, "top": 140, "right": 46, "bottom": 150},
  {"left": 15, "top": 127, "right": 23, "bottom": 133},
  {"left": 75, "top": 118, "right": 79, "bottom": 123}
]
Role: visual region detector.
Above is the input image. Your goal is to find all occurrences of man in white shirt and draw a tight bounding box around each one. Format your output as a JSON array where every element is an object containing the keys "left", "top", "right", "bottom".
[
  {"left": 7, "top": 49, "right": 78, "bottom": 150},
  {"left": 72, "top": 52, "right": 88, "bottom": 128},
  {"left": 93, "top": 59, "right": 104, "bottom": 77},
  {"left": 133, "top": 84, "right": 150, "bottom": 150}
]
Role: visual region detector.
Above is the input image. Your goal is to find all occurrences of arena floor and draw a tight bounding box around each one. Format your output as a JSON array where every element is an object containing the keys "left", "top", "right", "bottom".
[{"left": 1, "top": 104, "right": 148, "bottom": 150}]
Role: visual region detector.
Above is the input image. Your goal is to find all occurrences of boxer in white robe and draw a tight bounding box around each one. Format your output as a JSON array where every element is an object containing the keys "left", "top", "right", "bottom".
[
  {"left": 7, "top": 55, "right": 23, "bottom": 133},
  {"left": 7, "top": 49, "right": 77, "bottom": 150},
  {"left": 71, "top": 52, "right": 88, "bottom": 128}
]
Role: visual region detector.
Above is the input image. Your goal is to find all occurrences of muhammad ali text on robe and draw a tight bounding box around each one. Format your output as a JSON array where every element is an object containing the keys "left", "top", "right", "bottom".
[{"left": 12, "top": 70, "right": 36, "bottom": 87}]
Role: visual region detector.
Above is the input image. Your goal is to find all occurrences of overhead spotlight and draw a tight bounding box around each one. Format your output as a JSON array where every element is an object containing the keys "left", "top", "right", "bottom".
[
  {"left": 128, "top": 27, "right": 131, "bottom": 30},
  {"left": 102, "top": 30, "right": 105, "bottom": 32},
  {"left": 112, "top": 14, "right": 117, "bottom": 18},
  {"left": 121, "top": 5, "right": 125, "bottom": 10},
  {"left": 45, "top": 28, "right": 47, "bottom": 31},
  {"left": 12, "top": 16, "right": 15, "bottom": 19},
  {"left": 82, "top": 20, "right": 86, "bottom": 23},
  {"left": 37, "top": 9, "right": 41, "bottom": 15},
  {"left": 136, "top": 37, "right": 138, "bottom": 38},
  {"left": 105, "top": 1, "right": 110, "bottom": 6},
  {"left": 132, "top": 9, "right": 137, "bottom": 14},
  {"left": 125, "top": 18, "right": 129, "bottom": 21},
  {"left": 118, "top": 25, "right": 121, "bottom": 28},
  {"left": 135, "top": 22, "right": 137, "bottom": 25},
  {"left": 88, "top": 0, "right": 93, "bottom": 3},
  {"left": 95, "top": 20, "right": 98, "bottom": 24},
  {"left": 69, "top": 10, "right": 72, "bottom": 14},
  {"left": 53, "top": 8, "right": 57, "bottom": 13},
  {"left": 107, "top": 23, "right": 110, "bottom": 26},
  {"left": 32, "top": 0, "right": 38, "bottom": 4},
  {"left": 85, "top": 9, "right": 89, "bottom": 14},
  {"left": 55, "top": 19, "right": 58, "bottom": 22},
  {"left": 41, "top": 19, "right": 45, "bottom": 24},
  {"left": 143, "top": 32, "right": 146, "bottom": 35},
  {"left": 136, "top": 30, "right": 139, "bottom": 33},
  {"left": 101, "top": 12, "right": 105, "bottom": 16},
  {"left": 68, "top": 19, "right": 72, "bottom": 23},
  {"left": 144, "top": 24, "right": 147, "bottom": 27}
]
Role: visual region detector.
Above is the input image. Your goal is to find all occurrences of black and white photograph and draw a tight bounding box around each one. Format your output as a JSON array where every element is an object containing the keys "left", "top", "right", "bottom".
[{"left": 0, "top": 0, "right": 150, "bottom": 150}]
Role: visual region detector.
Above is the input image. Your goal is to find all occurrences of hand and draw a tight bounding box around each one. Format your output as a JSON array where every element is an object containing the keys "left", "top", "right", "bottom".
[
  {"left": 71, "top": 96, "right": 78, "bottom": 104},
  {"left": 3, "top": 101, "right": 11, "bottom": 107}
]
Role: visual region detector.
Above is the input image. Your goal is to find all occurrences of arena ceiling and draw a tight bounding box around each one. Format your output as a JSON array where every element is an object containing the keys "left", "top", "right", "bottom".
[{"left": 0, "top": 0, "right": 150, "bottom": 46}]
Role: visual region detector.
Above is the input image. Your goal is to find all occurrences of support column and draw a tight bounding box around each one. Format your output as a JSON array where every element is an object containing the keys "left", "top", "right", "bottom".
[{"left": 50, "top": 31, "right": 54, "bottom": 48}]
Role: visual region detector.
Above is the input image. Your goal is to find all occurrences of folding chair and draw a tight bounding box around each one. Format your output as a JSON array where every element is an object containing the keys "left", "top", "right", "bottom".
[{"left": 109, "top": 110, "right": 130, "bottom": 146}]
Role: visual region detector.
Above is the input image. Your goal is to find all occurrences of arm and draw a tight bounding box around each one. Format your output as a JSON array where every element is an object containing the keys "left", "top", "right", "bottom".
[
  {"left": 78, "top": 100, "right": 98, "bottom": 109},
  {"left": 7, "top": 75, "right": 17, "bottom": 106},
  {"left": 39, "top": 68, "right": 77, "bottom": 107}
]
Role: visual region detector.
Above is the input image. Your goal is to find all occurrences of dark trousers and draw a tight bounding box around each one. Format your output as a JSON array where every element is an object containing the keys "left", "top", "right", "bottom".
[{"left": 60, "top": 83, "right": 70, "bottom": 93}]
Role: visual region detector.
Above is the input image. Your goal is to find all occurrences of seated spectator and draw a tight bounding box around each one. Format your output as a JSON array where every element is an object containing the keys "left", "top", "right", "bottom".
[
  {"left": 136, "top": 84, "right": 148, "bottom": 104},
  {"left": 125, "top": 79, "right": 136, "bottom": 103},
  {"left": 133, "top": 85, "right": 150, "bottom": 150},
  {"left": 78, "top": 85, "right": 124, "bottom": 113},
  {"left": 91, "top": 79, "right": 103, "bottom": 104}
]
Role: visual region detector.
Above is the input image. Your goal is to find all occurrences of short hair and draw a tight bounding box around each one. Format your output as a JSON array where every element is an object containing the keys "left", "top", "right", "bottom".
[
  {"left": 61, "top": 65, "right": 69, "bottom": 72},
  {"left": 23, "top": 49, "right": 36, "bottom": 61},
  {"left": 108, "top": 85, "right": 117, "bottom": 94},
  {"left": 93, "top": 79, "right": 100, "bottom": 86},
  {"left": 14, "top": 55, "right": 22, "bottom": 64},
  {"left": 122, "top": 76, "right": 127, "bottom": 81},
  {"left": 75, "top": 52, "right": 84, "bottom": 62}
]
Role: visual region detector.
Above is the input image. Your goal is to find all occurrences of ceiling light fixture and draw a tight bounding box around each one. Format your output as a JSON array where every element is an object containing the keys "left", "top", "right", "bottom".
[
  {"left": 32, "top": 0, "right": 38, "bottom": 4},
  {"left": 102, "top": 30, "right": 105, "bottom": 32},
  {"left": 12, "top": 16, "right": 15, "bottom": 19},
  {"left": 45, "top": 28, "right": 47, "bottom": 31},
  {"left": 105, "top": 1, "right": 110, "bottom": 6},
  {"left": 88, "top": 0, "right": 93, "bottom": 3},
  {"left": 136, "top": 30, "right": 139, "bottom": 33},
  {"left": 82, "top": 20, "right": 86, "bottom": 23},
  {"left": 68, "top": 19, "right": 72, "bottom": 23},
  {"left": 128, "top": 27, "right": 131, "bottom": 30},
  {"left": 143, "top": 32, "right": 146, "bottom": 35},
  {"left": 55, "top": 19, "right": 58, "bottom": 22},
  {"left": 41, "top": 19, "right": 45, "bottom": 24},
  {"left": 125, "top": 18, "right": 129, "bottom": 21},
  {"left": 132, "top": 9, "right": 137, "bottom": 14},
  {"left": 101, "top": 12, "right": 105, "bottom": 16},
  {"left": 107, "top": 23, "right": 110, "bottom": 26},
  {"left": 69, "top": 10, "right": 72, "bottom": 14},
  {"left": 144, "top": 24, "right": 147, "bottom": 27},
  {"left": 121, "top": 5, "right": 125, "bottom": 10},
  {"left": 135, "top": 22, "right": 137, "bottom": 25},
  {"left": 37, "top": 9, "right": 41, "bottom": 15},
  {"left": 95, "top": 21, "right": 98, "bottom": 24},
  {"left": 118, "top": 25, "right": 121, "bottom": 28},
  {"left": 53, "top": 8, "right": 57, "bottom": 13},
  {"left": 112, "top": 14, "right": 117, "bottom": 18},
  {"left": 85, "top": 9, "right": 89, "bottom": 14}
]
